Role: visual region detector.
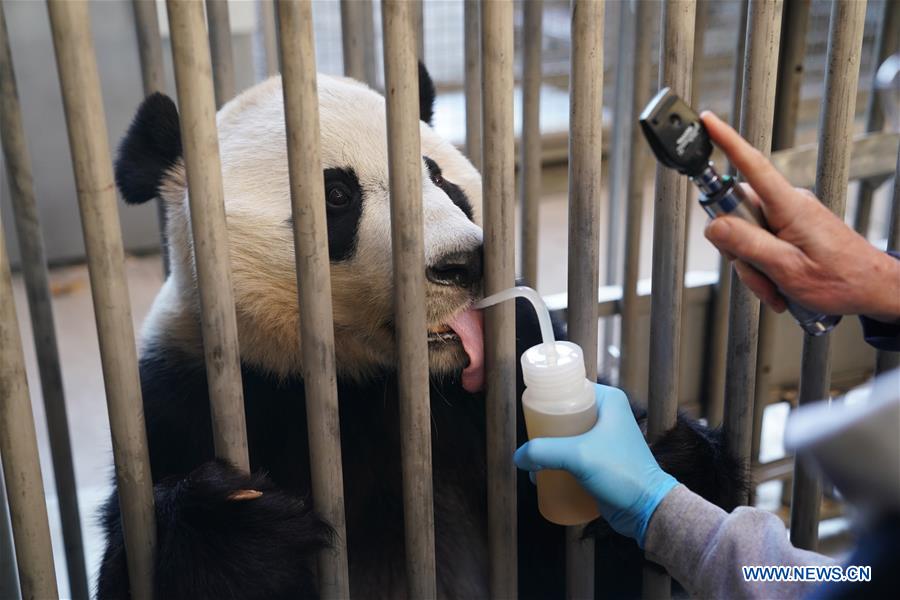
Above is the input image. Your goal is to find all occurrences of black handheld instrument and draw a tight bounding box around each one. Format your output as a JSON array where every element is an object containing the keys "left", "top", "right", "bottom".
[{"left": 638, "top": 88, "right": 840, "bottom": 336}]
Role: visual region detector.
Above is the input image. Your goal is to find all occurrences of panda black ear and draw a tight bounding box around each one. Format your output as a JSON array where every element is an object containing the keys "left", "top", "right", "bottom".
[
  {"left": 115, "top": 92, "right": 183, "bottom": 205},
  {"left": 418, "top": 61, "right": 436, "bottom": 126}
]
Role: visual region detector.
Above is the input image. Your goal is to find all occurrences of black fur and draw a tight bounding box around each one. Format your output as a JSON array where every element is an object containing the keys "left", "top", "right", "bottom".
[
  {"left": 115, "top": 93, "right": 182, "bottom": 205},
  {"left": 97, "top": 298, "right": 746, "bottom": 599},
  {"left": 424, "top": 156, "right": 475, "bottom": 221},
  {"left": 418, "top": 61, "right": 436, "bottom": 125},
  {"left": 286, "top": 168, "right": 365, "bottom": 261}
]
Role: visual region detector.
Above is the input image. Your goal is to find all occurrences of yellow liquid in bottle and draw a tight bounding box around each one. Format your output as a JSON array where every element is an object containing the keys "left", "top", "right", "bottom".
[{"left": 523, "top": 384, "right": 600, "bottom": 526}]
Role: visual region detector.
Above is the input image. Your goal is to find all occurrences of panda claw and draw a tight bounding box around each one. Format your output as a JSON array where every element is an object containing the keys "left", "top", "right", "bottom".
[{"left": 228, "top": 489, "right": 263, "bottom": 501}]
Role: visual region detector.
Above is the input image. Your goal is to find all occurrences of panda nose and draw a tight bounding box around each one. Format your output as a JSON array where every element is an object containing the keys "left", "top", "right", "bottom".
[{"left": 426, "top": 247, "right": 483, "bottom": 289}]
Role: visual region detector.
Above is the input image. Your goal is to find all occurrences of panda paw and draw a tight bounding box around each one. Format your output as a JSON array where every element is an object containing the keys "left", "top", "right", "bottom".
[{"left": 97, "top": 460, "right": 333, "bottom": 600}]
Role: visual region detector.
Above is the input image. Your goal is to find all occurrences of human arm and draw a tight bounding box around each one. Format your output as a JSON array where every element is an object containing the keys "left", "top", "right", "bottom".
[
  {"left": 699, "top": 111, "right": 900, "bottom": 327},
  {"left": 514, "top": 384, "right": 834, "bottom": 598}
]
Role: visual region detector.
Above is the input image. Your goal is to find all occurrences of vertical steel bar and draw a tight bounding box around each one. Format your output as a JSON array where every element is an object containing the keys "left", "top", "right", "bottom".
[
  {"left": 464, "top": 0, "right": 482, "bottom": 171},
  {"left": 876, "top": 147, "right": 900, "bottom": 374},
  {"left": 359, "top": 0, "right": 377, "bottom": 88},
  {"left": 852, "top": 0, "right": 900, "bottom": 236},
  {"left": 0, "top": 5, "right": 87, "bottom": 597},
  {"left": 131, "top": 0, "right": 171, "bottom": 278},
  {"left": 0, "top": 221, "right": 58, "bottom": 600},
  {"left": 644, "top": 2, "right": 696, "bottom": 597},
  {"left": 520, "top": 0, "right": 542, "bottom": 288},
  {"left": 205, "top": 0, "right": 236, "bottom": 108},
  {"left": 481, "top": 1, "right": 517, "bottom": 597},
  {"left": 255, "top": 0, "right": 279, "bottom": 79},
  {"left": 690, "top": 0, "right": 709, "bottom": 110},
  {"left": 0, "top": 460, "right": 22, "bottom": 600},
  {"left": 603, "top": 0, "right": 636, "bottom": 378},
  {"left": 412, "top": 0, "right": 424, "bottom": 60},
  {"left": 618, "top": 0, "right": 658, "bottom": 396},
  {"left": 46, "top": 2, "right": 156, "bottom": 596},
  {"left": 723, "top": 0, "right": 783, "bottom": 509},
  {"left": 276, "top": 3, "right": 350, "bottom": 596},
  {"left": 566, "top": 3, "right": 604, "bottom": 597},
  {"left": 704, "top": 0, "right": 748, "bottom": 427},
  {"left": 382, "top": 2, "right": 437, "bottom": 596},
  {"left": 790, "top": 0, "right": 868, "bottom": 551},
  {"left": 166, "top": 0, "right": 250, "bottom": 473},
  {"left": 751, "top": 0, "right": 810, "bottom": 465},
  {"left": 340, "top": 0, "right": 366, "bottom": 82}
]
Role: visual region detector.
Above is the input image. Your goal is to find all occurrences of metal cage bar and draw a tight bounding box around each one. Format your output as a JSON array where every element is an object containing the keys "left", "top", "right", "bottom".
[
  {"left": 382, "top": 1, "right": 438, "bottom": 596},
  {"left": 130, "top": 0, "right": 170, "bottom": 278},
  {"left": 412, "top": 0, "right": 424, "bottom": 61},
  {"left": 722, "top": 0, "right": 783, "bottom": 508},
  {"left": 340, "top": 0, "right": 367, "bottom": 83},
  {"left": 852, "top": 0, "right": 900, "bottom": 236},
  {"left": 520, "top": 0, "right": 542, "bottom": 288},
  {"left": 751, "top": 0, "right": 811, "bottom": 471},
  {"left": 0, "top": 4, "right": 87, "bottom": 597},
  {"left": 0, "top": 461, "right": 20, "bottom": 600},
  {"left": 464, "top": 0, "right": 482, "bottom": 171},
  {"left": 165, "top": 0, "right": 250, "bottom": 473},
  {"left": 704, "top": 0, "right": 748, "bottom": 427},
  {"left": 877, "top": 148, "right": 900, "bottom": 374},
  {"left": 205, "top": 0, "right": 236, "bottom": 109},
  {"left": 276, "top": 1, "right": 351, "bottom": 597},
  {"left": 790, "top": 0, "right": 868, "bottom": 551},
  {"left": 255, "top": 0, "right": 279, "bottom": 79},
  {"left": 0, "top": 225, "right": 57, "bottom": 600},
  {"left": 46, "top": 1, "right": 157, "bottom": 596},
  {"left": 481, "top": 1, "right": 517, "bottom": 597},
  {"left": 644, "top": 1, "right": 696, "bottom": 597},
  {"left": 618, "top": 0, "right": 658, "bottom": 396},
  {"left": 566, "top": 1, "right": 605, "bottom": 597}
]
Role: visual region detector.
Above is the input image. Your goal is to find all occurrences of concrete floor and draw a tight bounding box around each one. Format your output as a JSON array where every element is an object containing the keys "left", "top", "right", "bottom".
[{"left": 9, "top": 166, "right": 886, "bottom": 595}]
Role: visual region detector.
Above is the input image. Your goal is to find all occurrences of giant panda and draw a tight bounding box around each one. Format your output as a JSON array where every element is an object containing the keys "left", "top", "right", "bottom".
[{"left": 99, "top": 65, "right": 744, "bottom": 599}]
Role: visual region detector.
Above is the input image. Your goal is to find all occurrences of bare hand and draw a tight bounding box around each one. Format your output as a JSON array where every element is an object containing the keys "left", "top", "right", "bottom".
[{"left": 699, "top": 111, "right": 900, "bottom": 323}]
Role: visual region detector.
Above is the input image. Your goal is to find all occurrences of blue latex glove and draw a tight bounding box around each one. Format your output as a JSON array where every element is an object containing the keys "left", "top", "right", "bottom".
[{"left": 514, "top": 384, "right": 679, "bottom": 547}]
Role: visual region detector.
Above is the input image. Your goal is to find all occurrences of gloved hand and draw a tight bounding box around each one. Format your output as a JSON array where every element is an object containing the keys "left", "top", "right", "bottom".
[{"left": 514, "top": 384, "right": 679, "bottom": 547}]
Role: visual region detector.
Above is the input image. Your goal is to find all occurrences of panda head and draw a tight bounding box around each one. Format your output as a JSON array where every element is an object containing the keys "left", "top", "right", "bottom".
[{"left": 115, "top": 66, "right": 487, "bottom": 391}]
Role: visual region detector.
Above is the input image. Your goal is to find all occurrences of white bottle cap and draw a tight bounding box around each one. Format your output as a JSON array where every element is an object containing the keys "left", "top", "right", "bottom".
[{"left": 521, "top": 341, "right": 586, "bottom": 394}]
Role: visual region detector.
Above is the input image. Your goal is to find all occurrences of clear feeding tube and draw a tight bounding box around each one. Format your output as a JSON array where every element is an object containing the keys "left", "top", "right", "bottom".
[{"left": 474, "top": 286, "right": 557, "bottom": 361}]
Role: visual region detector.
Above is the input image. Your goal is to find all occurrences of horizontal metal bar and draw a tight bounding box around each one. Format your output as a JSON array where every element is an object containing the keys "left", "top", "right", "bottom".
[{"left": 771, "top": 131, "right": 898, "bottom": 189}]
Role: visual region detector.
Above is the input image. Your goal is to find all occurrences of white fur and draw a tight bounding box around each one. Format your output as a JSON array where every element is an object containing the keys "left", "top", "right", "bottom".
[{"left": 143, "top": 74, "right": 484, "bottom": 380}]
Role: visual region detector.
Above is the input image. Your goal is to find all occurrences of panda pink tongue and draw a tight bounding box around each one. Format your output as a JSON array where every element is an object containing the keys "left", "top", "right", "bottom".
[{"left": 447, "top": 308, "right": 485, "bottom": 393}]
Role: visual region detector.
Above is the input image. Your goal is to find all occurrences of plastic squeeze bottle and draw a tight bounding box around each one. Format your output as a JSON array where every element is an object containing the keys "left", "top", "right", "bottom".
[{"left": 474, "top": 287, "right": 600, "bottom": 526}]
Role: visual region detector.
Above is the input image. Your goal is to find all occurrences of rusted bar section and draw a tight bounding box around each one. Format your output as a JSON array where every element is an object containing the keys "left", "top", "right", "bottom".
[
  {"left": 566, "top": 2, "right": 604, "bottom": 597},
  {"left": 619, "top": 0, "right": 658, "bottom": 396},
  {"left": 852, "top": 0, "right": 900, "bottom": 236},
  {"left": 520, "top": 0, "right": 542, "bottom": 288},
  {"left": 464, "top": 0, "right": 482, "bottom": 171},
  {"left": 481, "top": 0, "right": 517, "bottom": 597},
  {"left": 752, "top": 0, "right": 810, "bottom": 464},
  {"left": 644, "top": 2, "right": 696, "bottom": 597},
  {"left": 205, "top": 0, "right": 235, "bottom": 108},
  {"left": 790, "top": 0, "right": 868, "bottom": 551},
  {"left": 0, "top": 224, "right": 57, "bottom": 600},
  {"left": 47, "top": 1, "right": 157, "bottom": 596},
  {"left": 0, "top": 5, "right": 87, "bottom": 597},
  {"left": 166, "top": 0, "right": 250, "bottom": 472},
  {"left": 876, "top": 147, "right": 900, "bottom": 374},
  {"left": 381, "top": 1, "right": 437, "bottom": 596},
  {"left": 704, "top": 0, "right": 748, "bottom": 427},
  {"left": 131, "top": 0, "right": 170, "bottom": 277},
  {"left": 722, "top": 0, "right": 783, "bottom": 508},
  {"left": 276, "top": 2, "right": 350, "bottom": 596}
]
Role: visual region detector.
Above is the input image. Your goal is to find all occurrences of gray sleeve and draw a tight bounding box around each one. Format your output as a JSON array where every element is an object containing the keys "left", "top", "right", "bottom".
[{"left": 644, "top": 485, "right": 835, "bottom": 599}]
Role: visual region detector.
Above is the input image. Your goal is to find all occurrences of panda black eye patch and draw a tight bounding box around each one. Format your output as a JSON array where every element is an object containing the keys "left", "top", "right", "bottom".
[
  {"left": 286, "top": 167, "right": 363, "bottom": 262},
  {"left": 424, "top": 156, "right": 474, "bottom": 221}
]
